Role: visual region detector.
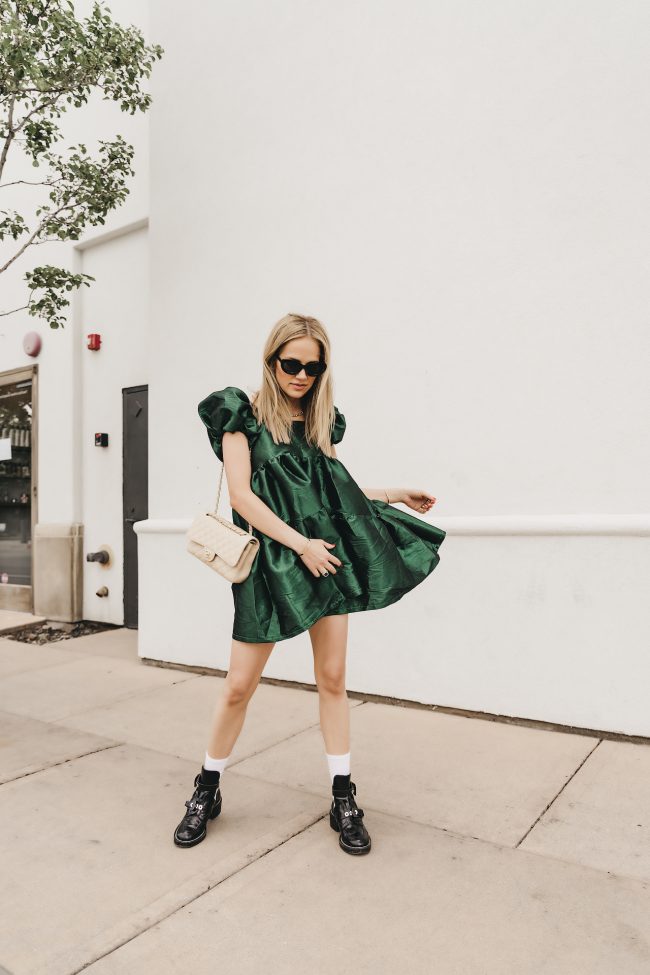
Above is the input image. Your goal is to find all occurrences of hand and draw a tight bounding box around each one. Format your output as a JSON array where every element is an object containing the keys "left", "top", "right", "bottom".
[
  {"left": 399, "top": 489, "right": 437, "bottom": 514},
  {"left": 298, "top": 538, "right": 343, "bottom": 578}
]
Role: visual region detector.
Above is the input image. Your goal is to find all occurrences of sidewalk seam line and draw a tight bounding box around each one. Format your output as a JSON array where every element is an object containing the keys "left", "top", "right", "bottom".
[
  {"left": 225, "top": 700, "right": 365, "bottom": 772},
  {"left": 0, "top": 742, "right": 123, "bottom": 786},
  {"left": 42, "top": 673, "right": 201, "bottom": 724},
  {"left": 514, "top": 737, "right": 604, "bottom": 848},
  {"left": 69, "top": 810, "right": 328, "bottom": 975}
]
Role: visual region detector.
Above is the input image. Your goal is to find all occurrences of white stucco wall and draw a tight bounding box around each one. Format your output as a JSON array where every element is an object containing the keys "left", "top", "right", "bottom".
[
  {"left": 0, "top": 0, "right": 150, "bottom": 619},
  {"left": 2, "top": 1, "right": 648, "bottom": 734},
  {"left": 78, "top": 225, "right": 149, "bottom": 622},
  {"left": 137, "top": 1, "right": 650, "bottom": 735}
]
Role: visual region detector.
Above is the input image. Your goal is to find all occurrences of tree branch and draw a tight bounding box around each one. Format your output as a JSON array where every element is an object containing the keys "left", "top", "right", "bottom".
[
  {"left": 11, "top": 92, "right": 67, "bottom": 136},
  {"left": 0, "top": 177, "right": 62, "bottom": 189},
  {"left": 0, "top": 302, "right": 30, "bottom": 317},
  {"left": 0, "top": 96, "right": 16, "bottom": 182},
  {"left": 0, "top": 193, "right": 80, "bottom": 273}
]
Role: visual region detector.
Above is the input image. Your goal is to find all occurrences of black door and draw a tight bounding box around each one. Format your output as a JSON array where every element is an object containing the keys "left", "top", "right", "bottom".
[{"left": 123, "top": 385, "right": 148, "bottom": 628}]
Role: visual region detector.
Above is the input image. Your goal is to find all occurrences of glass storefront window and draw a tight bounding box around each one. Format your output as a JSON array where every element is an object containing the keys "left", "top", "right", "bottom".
[{"left": 0, "top": 378, "right": 33, "bottom": 586}]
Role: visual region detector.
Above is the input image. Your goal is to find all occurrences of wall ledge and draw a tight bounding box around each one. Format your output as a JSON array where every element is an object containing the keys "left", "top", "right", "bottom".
[
  {"left": 74, "top": 216, "right": 148, "bottom": 251},
  {"left": 134, "top": 513, "right": 650, "bottom": 536}
]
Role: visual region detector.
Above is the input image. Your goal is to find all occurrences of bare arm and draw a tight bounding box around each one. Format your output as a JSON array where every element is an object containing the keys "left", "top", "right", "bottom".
[
  {"left": 332, "top": 445, "right": 437, "bottom": 513},
  {"left": 360, "top": 487, "right": 402, "bottom": 503},
  {"left": 364, "top": 486, "right": 438, "bottom": 513},
  {"left": 223, "top": 430, "right": 308, "bottom": 554},
  {"left": 329, "top": 443, "right": 400, "bottom": 504}
]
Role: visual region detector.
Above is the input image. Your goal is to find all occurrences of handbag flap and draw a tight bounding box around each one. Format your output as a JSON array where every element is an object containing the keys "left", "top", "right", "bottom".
[{"left": 187, "top": 512, "right": 258, "bottom": 568}]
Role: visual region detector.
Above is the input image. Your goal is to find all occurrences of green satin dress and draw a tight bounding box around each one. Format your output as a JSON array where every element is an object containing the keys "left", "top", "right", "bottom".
[{"left": 198, "top": 386, "right": 446, "bottom": 644}]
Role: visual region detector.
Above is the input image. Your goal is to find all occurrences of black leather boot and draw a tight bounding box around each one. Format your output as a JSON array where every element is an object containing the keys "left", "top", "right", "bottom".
[
  {"left": 329, "top": 773, "right": 371, "bottom": 855},
  {"left": 173, "top": 769, "right": 222, "bottom": 848}
]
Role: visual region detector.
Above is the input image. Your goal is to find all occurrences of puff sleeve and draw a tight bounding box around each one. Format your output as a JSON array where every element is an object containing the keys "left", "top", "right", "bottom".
[
  {"left": 197, "top": 386, "right": 260, "bottom": 462},
  {"left": 331, "top": 406, "right": 346, "bottom": 445}
]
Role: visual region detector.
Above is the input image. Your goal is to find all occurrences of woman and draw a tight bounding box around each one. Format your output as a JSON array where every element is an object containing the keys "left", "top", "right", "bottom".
[{"left": 174, "top": 313, "right": 446, "bottom": 855}]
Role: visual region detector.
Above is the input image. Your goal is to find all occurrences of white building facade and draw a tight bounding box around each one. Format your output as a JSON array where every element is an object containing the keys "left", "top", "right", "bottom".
[{"left": 1, "top": 1, "right": 648, "bottom": 735}]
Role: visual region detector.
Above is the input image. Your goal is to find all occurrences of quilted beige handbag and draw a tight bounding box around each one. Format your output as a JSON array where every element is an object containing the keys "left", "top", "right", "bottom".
[{"left": 186, "top": 459, "right": 260, "bottom": 582}]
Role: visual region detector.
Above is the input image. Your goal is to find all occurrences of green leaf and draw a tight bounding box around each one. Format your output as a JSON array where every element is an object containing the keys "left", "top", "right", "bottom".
[{"left": 0, "top": 0, "right": 164, "bottom": 328}]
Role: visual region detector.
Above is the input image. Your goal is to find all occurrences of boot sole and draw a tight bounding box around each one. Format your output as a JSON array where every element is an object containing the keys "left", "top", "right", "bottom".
[
  {"left": 329, "top": 810, "right": 371, "bottom": 855},
  {"left": 173, "top": 794, "right": 222, "bottom": 848}
]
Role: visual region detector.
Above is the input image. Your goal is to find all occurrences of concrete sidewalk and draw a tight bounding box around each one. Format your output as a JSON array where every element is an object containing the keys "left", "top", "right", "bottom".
[{"left": 1, "top": 618, "right": 649, "bottom": 975}]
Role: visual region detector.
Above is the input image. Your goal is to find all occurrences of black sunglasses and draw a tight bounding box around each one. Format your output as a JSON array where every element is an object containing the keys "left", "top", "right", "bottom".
[{"left": 276, "top": 356, "right": 327, "bottom": 378}]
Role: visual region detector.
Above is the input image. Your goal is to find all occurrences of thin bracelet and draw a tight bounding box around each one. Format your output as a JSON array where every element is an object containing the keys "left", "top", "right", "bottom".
[
  {"left": 384, "top": 489, "right": 391, "bottom": 503},
  {"left": 298, "top": 538, "right": 311, "bottom": 557}
]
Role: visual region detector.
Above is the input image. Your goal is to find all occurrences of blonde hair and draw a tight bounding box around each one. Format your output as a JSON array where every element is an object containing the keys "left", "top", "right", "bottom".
[{"left": 248, "top": 313, "right": 338, "bottom": 458}]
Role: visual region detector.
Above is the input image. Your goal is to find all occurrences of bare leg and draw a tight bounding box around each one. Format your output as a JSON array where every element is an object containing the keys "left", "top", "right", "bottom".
[
  {"left": 309, "top": 614, "right": 350, "bottom": 754},
  {"left": 206, "top": 638, "right": 275, "bottom": 758}
]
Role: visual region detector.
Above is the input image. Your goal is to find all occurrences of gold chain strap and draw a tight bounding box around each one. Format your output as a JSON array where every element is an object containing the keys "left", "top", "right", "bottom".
[{"left": 214, "top": 460, "right": 253, "bottom": 533}]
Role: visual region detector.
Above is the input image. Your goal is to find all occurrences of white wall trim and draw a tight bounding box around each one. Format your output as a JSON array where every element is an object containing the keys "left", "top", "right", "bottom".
[
  {"left": 134, "top": 514, "right": 650, "bottom": 536},
  {"left": 74, "top": 217, "right": 149, "bottom": 252}
]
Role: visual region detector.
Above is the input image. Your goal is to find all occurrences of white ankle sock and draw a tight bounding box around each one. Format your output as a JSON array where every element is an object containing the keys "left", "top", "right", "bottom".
[
  {"left": 325, "top": 751, "right": 351, "bottom": 781},
  {"left": 204, "top": 751, "right": 232, "bottom": 774}
]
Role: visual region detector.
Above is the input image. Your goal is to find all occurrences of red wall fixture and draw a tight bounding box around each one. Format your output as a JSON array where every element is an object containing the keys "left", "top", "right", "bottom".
[
  {"left": 87, "top": 333, "right": 102, "bottom": 350},
  {"left": 23, "top": 331, "right": 41, "bottom": 357}
]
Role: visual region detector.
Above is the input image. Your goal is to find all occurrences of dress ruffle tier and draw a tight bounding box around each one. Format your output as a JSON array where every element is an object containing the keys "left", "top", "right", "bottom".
[{"left": 197, "top": 386, "right": 446, "bottom": 643}]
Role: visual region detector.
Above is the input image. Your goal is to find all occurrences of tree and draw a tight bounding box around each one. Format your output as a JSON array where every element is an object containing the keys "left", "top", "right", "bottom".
[{"left": 0, "top": 0, "right": 163, "bottom": 328}]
